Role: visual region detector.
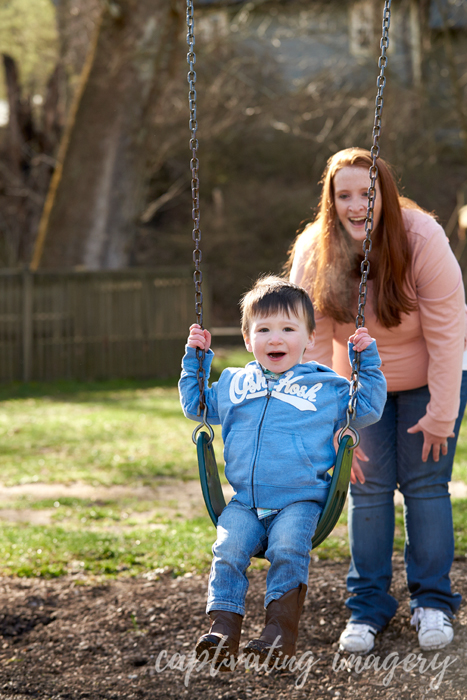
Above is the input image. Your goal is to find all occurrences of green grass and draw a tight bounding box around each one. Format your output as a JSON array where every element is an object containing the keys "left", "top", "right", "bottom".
[
  {"left": 0, "top": 381, "right": 198, "bottom": 486},
  {"left": 0, "top": 517, "right": 216, "bottom": 578},
  {"left": 1, "top": 499, "right": 466, "bottom": 577},
  {"left": 0, "top": 351, "right": 251, "bottom": 488},
  {"left": 308, "top": 500, "right": 467, "bottom": 560},
  {"left": 0, "top": 490, "right": 269, "bottom": 578},
  {"left": 210, "top": 347, "right": 252, "bottom": 376},
  {"left": 453, "top": 499, "right": 467, "bottom": 553},
  {"left": 0, "top": 346, "right": 466, "bottom": 578},
  {"left": 452, "top": 418, "right": 467, "bottom": 483}
]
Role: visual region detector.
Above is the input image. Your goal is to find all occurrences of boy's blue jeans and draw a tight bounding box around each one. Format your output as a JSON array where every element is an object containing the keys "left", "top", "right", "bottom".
[
  {"left": 346, "top": 373, "right": 467, "bottom": 630},
  {"left": 206, "top": 499, "right": 322, "bottom": 615}
]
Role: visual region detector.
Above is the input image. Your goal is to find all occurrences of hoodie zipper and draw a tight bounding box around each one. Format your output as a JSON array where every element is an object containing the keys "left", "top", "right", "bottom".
[{"left": 251, "top": 386, "right": 271, "bottom": 507}]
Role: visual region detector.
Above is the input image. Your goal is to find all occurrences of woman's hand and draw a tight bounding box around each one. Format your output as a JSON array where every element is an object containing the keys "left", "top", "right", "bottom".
[
  {"left": 187, "top": 324, "right": 212, "bottom": 351},
  {"left": 407, "top": 422, "right": 454, "bottom": 462},
  {"left": 350, "top": 445, "right": 368, "bottom": 484},
  {"left": 334, "top": 431, "right": 368, "bottom": 484}
]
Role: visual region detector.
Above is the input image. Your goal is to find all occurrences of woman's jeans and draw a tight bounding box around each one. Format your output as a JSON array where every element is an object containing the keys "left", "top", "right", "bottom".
[
  {"left": 207, "top": 499, "right": 322, "bottom": 616},
  {"left": 346, "top": 372, "right": 467, "bottom": 630}
]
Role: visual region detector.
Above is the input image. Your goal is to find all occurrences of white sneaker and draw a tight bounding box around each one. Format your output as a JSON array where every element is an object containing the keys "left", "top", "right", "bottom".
[
  {"left": 338, "top": 621, "right": 377, "bottom": 653},
  {"left": 411, "top": 607, "right": 454, "bottom": 650}
]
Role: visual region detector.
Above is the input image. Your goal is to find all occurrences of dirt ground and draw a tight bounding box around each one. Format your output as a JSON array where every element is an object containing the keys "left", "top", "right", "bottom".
[{"left": 0, "top": 556, "right": 466, "bottom": 700}]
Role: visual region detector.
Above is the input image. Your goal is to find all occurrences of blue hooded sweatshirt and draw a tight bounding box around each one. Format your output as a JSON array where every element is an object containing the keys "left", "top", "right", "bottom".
[{"left": 179, "top": 341, "right": 386, "bottom": 510}]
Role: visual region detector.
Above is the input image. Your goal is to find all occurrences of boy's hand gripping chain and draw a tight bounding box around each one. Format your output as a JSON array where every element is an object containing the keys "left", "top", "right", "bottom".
[{"left": 342, "top": 0, "right": 392, "bottom": 448}]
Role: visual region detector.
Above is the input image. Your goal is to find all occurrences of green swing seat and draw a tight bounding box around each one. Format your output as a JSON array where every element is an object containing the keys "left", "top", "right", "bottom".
[{"left": 196, "top": 430, "right": 353, "bottom": 551}]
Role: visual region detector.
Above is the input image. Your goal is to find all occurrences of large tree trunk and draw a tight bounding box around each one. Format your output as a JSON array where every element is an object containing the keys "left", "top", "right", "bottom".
[{"left": 34, "top": 0, "right": 183, "bottom": 270}]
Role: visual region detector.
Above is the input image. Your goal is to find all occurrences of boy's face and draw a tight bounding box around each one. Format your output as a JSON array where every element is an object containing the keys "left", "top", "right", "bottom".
[{"left": 243, "top": 310, "right": 315, "bottom": 373}]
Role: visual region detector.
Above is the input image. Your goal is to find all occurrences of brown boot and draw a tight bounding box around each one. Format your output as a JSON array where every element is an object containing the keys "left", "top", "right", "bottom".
[
  {"left": 244, "top": 584, "right": 307, "bottom": 665},
  {"left": 195, "top": 610, "right": 243, "bottom": 670}
]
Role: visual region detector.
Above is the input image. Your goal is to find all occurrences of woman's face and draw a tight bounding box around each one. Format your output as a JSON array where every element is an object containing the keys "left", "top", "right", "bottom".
[{"left": 333, "top": 166, "right": 382, "bottom": 246}]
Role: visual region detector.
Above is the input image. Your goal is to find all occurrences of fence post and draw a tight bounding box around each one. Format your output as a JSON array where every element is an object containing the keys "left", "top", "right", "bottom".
[{"left": 22, "top": 267, "right": 33, "bottom": 382}]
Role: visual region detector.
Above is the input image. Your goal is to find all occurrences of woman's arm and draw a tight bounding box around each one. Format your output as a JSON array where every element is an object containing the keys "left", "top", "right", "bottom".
[{"left": 406, "top": 213, "right": 465, "bottom": 459}]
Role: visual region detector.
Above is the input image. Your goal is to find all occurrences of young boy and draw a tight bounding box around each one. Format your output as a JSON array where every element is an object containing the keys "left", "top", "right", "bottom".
[{"left": 179, "top": 276, "right": 386, "bottom": 667}]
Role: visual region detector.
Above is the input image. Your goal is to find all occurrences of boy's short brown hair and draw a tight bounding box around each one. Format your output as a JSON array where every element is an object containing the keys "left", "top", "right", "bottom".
[{"left": 240, "top": 276, "right": 316, "bottom": 336}]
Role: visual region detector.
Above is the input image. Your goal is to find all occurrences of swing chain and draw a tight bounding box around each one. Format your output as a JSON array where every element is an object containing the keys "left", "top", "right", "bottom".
[
  {"left": 348, "top": 0, "right": 391, "bottom": 422},
  {"left": 187, "top": 0, "right": 206, "bottom": 414}
]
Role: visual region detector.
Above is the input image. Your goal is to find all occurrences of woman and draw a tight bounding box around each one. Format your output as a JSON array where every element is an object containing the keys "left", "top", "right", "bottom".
[{"left": 288, "top": 147, "right": 467, "bottom": 653}]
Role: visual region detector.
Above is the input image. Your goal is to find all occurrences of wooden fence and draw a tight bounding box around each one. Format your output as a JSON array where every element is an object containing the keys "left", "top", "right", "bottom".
[{"left": 0, "top": 268, "right": 199, "bottom": 382}]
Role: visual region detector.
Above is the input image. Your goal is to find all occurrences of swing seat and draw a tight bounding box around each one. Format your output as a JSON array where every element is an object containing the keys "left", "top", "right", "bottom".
[{"left": 196, "top": 431, "right": 353, "bottom": 551}]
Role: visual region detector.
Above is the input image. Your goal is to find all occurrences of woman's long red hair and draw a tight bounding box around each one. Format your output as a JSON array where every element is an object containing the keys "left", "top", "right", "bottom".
[{"left": 289, "top": 148, "right": 420, "bottom": 328}]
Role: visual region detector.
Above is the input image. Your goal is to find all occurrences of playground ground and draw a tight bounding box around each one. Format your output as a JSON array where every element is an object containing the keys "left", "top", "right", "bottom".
[
  {"left": 0, "top": 369, "right": 466, "bottom": 699},
  {"left": 0, "top": 555, "right": 465, "bottom": 700}
]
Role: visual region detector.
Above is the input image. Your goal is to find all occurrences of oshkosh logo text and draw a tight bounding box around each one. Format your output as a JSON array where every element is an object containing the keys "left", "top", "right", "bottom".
[{"left": 229, "top": 369, "right": 323, "bottom": 411}]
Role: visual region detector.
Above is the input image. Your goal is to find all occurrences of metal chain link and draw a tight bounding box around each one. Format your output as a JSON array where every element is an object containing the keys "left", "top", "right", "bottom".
[
  {"left": 187, "top": 0, "right": 205, "bottom": 415},
  {"left": 348, "top": 0, "right": 392, "bottom": 419}
]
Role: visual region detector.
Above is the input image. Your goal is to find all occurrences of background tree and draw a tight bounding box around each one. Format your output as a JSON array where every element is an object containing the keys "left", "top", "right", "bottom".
[
  {"left": 0, "top": 0, "right": 466, "bottom": 325},
  {"left": 33, "top": 0, "right": 183, "bottom": 269}
]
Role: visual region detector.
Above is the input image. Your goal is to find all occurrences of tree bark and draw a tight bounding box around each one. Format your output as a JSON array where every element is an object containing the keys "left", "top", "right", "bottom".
[{"left": 35, "top": 0, "right": 184, "bottom": 270}]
